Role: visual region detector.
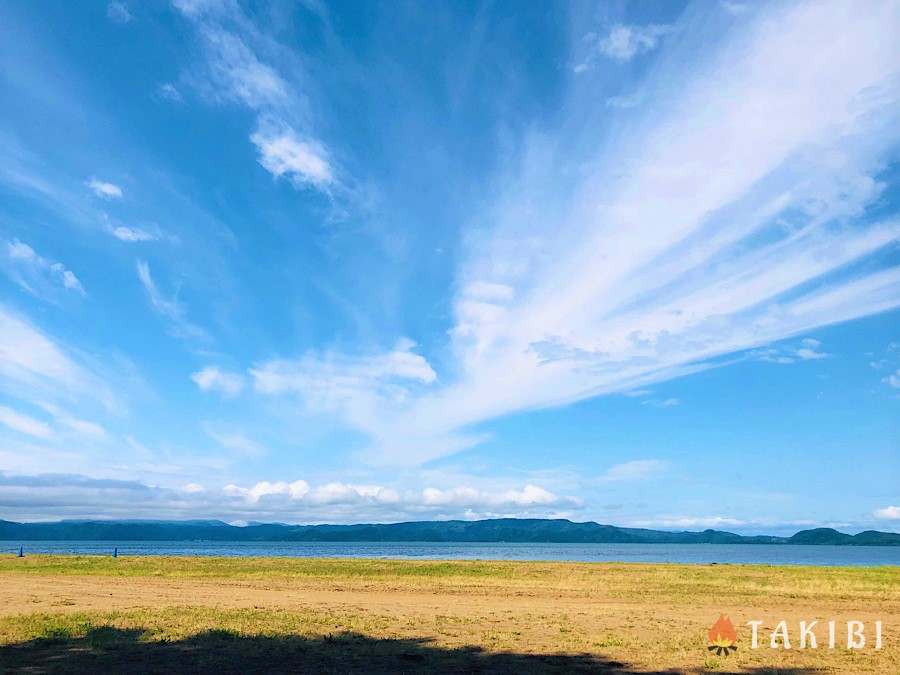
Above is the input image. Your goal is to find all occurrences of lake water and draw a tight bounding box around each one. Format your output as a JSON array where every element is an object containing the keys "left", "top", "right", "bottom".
[{"left": 3, "top": 541, "right": 899, "bottom": 566}]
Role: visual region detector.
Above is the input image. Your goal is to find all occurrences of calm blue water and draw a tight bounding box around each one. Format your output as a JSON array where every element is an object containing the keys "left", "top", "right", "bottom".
[{"left": 3, "top": 541, "right": 899, "bottom": 566}]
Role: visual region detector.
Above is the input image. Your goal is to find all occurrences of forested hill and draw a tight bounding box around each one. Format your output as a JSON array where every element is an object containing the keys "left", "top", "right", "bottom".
[{"left": 1, "top": 518, "right": 898, "bottom": 545}]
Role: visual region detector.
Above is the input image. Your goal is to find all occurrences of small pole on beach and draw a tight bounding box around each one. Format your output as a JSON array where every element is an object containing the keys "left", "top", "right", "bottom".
[
  {"left": 113, "top": 547, "right": 118, "bottom": 558},
  {"left": 17, "top": 546, "right": 23, "bottom": 558}
]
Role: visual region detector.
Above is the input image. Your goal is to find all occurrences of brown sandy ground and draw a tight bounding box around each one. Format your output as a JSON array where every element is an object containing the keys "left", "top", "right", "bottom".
[{"left": 0, "top": 556, "right": 897, "bottom": 673}]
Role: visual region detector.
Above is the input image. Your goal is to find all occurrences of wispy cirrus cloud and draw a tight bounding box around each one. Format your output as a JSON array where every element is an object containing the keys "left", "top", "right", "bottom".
[
  {"left": 597, "top": 459, "right": 668, "bottom": 483},
  {"left": 270, "top": 1, "right": 900, "bottom": 466},
  {"left": 575, "top": 23, "right": 672, "bottom": 72},
  {"left": 720, "top": 1, "right": 749, "bottom": 16},
  {"left": 136, "top": 260, "right": 207, "bottom": 340},
  {"left": 106, "top": 2, "right": 132, "bottom": 25},
  {"left": 173, "top": 0, "right": 338, "bottom": 196},
  {"left": 156, "top": 82, "right": 182, "bottom": 102},
  {"left": 86, "top": 178, "right": 123, "bottom": 199},
  {"left": 36, "top": 402, "right": 106, "bottom": 439},
  {"left": 111, "top": 226, "right": 156, "bottom": 242},
  {"left": 595, "top": 24, "right": 672, "bottom": 62},
  {"left": 4, "top": 239, "right": 85, "bottom": 297},
  {"left": 0, "top": 402, "right": 105, "bottom": 442},
  {"left": 640, "top": 398, "right": 681, "bottom": 409},
  {"left": 203, "top": 424, "right": 264, "bottom": 457},
  {"left": 751, "top": 337, "right": 831, "bottom": 365},
  {"left": 0, "top": 405, "right": 54, "bottom": 439},
  {"left": 0, "top": 306, "right": 90, "bottom": 396},
  {"left": 0, "top": 305, "right": 121, "bottom": 435},
  {"left": 191, "top": 366, "right": 245, "bottom": 396},
  {"left": 251, "top": 338, "right": 436, "bottom": 429}
]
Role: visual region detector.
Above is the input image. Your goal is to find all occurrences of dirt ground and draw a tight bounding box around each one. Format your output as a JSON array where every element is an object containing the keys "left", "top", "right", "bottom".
[{"left": 0, "top": 557, "right": 897, "bottom": 673}]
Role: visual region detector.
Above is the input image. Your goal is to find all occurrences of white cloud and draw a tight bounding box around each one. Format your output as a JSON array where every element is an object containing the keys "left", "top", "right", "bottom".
[
  {"left": 794, "top": 347, "right": 828, "bottom": 361},
  {"left": 57, "top": 267, "right": 82, "bottom": 292},
  {"left": 309, "top": 483, "right": 399, "bottom": 506},
  {"left": 640, "top": 398, "right": 680, "bottom": 408},
  {"left": 174, "top": 2, "right": 338, "bottom": 197},
  {"left": 7, "top": 240, "right": 35, "bottom": 260},
  {"left": 576, "top": 23, "right": 672, "bottom": 71},
  {"left": 883, "top": 369, "right": 900, "bottom": 388},
  {"left": 136, "top": 260, "right": 206, "bottom": 340},
  {"left": 223, "top": 479, "right": 311, "bottom": 502},
  {"left": 0, "top": 308, "right": 120, "bottom": 426},
  {"left": 598, "top": 460, "right": 668, "bottom": 483},
  {"left": 605, "top": 92, "right": 642, "bottom": 109},
  {"left": 203, "top": 425, "right": 264, "bottom": 457},
  {"left": 106, "top": 2, "right": 132, "bottom": 24},
  {"left": 333, "top": 1, "right": 900, "bottom": 466},
  {"left": 795, "top": 338, "right": 829, "bottom": 360},
  {"left": 86, "top": 178, "right": 123, "bottom": 199},
  {"left": 4, "top": 239, "right": 85, "bottom": 296},
  {"left": 183, "top": 482, "right": 205, "bottom": 493},
  {"left": 112, "top": 226, "right": 155, "bottom": 242},
  {"left": 250, "top": 125, "right": 333, "bottom": 189},
  {"left": 57, "top": 416, "right": 106, "bottom": 438},
  {"left": 0, "top": 406, "right": 53, "bottom": 439},
  {"left": 196, "top": 29, "right": 287, "bottom": 108},
  {"left": 597, "top": 24, "right": 671, "bottom": 62},
  {"left": 36, "top": 402, "right": 106, "bottom": 439},
  {"left": 0, "top": 307, "right": 86, "bottom": 393},
  {"left": 251, "top": 339, "right": 436, "bottom": 430},
  {"left": 721, "top": 1, "right": 749, "bottom": 15},
  {"left": 633, "top": 515, "right": 747, "bottom": 529},
  {"left": 463, "top": 281, "right": 515, "bottom": 303},
  {"left": 753, "top": 338, "right": 831, "bottom": 364},
  {"left": 171, "top": 0, "right": 219, "bottom": 18},
  {"left": 191, "top": 366, "right": 245, "bottom": 396},
  {"left": 422, "top": 484, "right": 562, "bottom": 507},
  {"left": 157, "top": 82, "right": 182, "bottom": 102},
  {"left": 874, "top": 505, "right": 900, "bottom": 520},
  {"left": 224, "top": 478, "right": 578, "bottom": 514},
  {"left": 114, "top": 1, "right": 899, "bottom": 476}
]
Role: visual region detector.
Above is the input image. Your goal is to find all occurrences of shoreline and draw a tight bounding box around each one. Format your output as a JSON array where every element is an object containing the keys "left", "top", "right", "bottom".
[
  {"left": 4, "top": 553, "right": 900, "bottom": 570},
  {"left": 4, "top": 540, "right": 900, "bottom": 568}
]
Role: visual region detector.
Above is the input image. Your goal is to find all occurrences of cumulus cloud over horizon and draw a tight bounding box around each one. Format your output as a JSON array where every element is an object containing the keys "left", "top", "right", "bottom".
[
  {"left": 2, "top": 470, "right": 895, "bottom": 535},
  {"left": 0, "top": 471, "right": 582, "bottom": 524}
]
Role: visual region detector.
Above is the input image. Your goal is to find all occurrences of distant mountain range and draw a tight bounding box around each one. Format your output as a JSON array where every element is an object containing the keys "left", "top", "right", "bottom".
[{"left": 1, "top": 518, "right": 898, "bottom": 545}]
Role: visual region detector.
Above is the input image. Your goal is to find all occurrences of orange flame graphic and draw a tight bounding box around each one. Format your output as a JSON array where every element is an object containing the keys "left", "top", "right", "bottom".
[{"left": 707, "top": 614, "right": 738, "bottom": 655}]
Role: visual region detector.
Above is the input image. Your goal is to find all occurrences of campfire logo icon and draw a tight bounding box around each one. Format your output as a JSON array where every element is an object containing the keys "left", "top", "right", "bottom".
[{"left": 707, "top": 614, "right": 738, "bottom": 656}]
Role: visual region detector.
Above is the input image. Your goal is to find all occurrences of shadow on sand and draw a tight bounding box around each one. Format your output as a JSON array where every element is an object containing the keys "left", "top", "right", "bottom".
[{"left": 0, "top": 627, "right": 824, "bottom": 674}]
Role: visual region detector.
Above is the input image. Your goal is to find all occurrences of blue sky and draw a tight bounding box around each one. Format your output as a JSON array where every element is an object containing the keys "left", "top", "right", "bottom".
[{"left": 0, "top": 0, "right": 898, "bottom": 532}]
